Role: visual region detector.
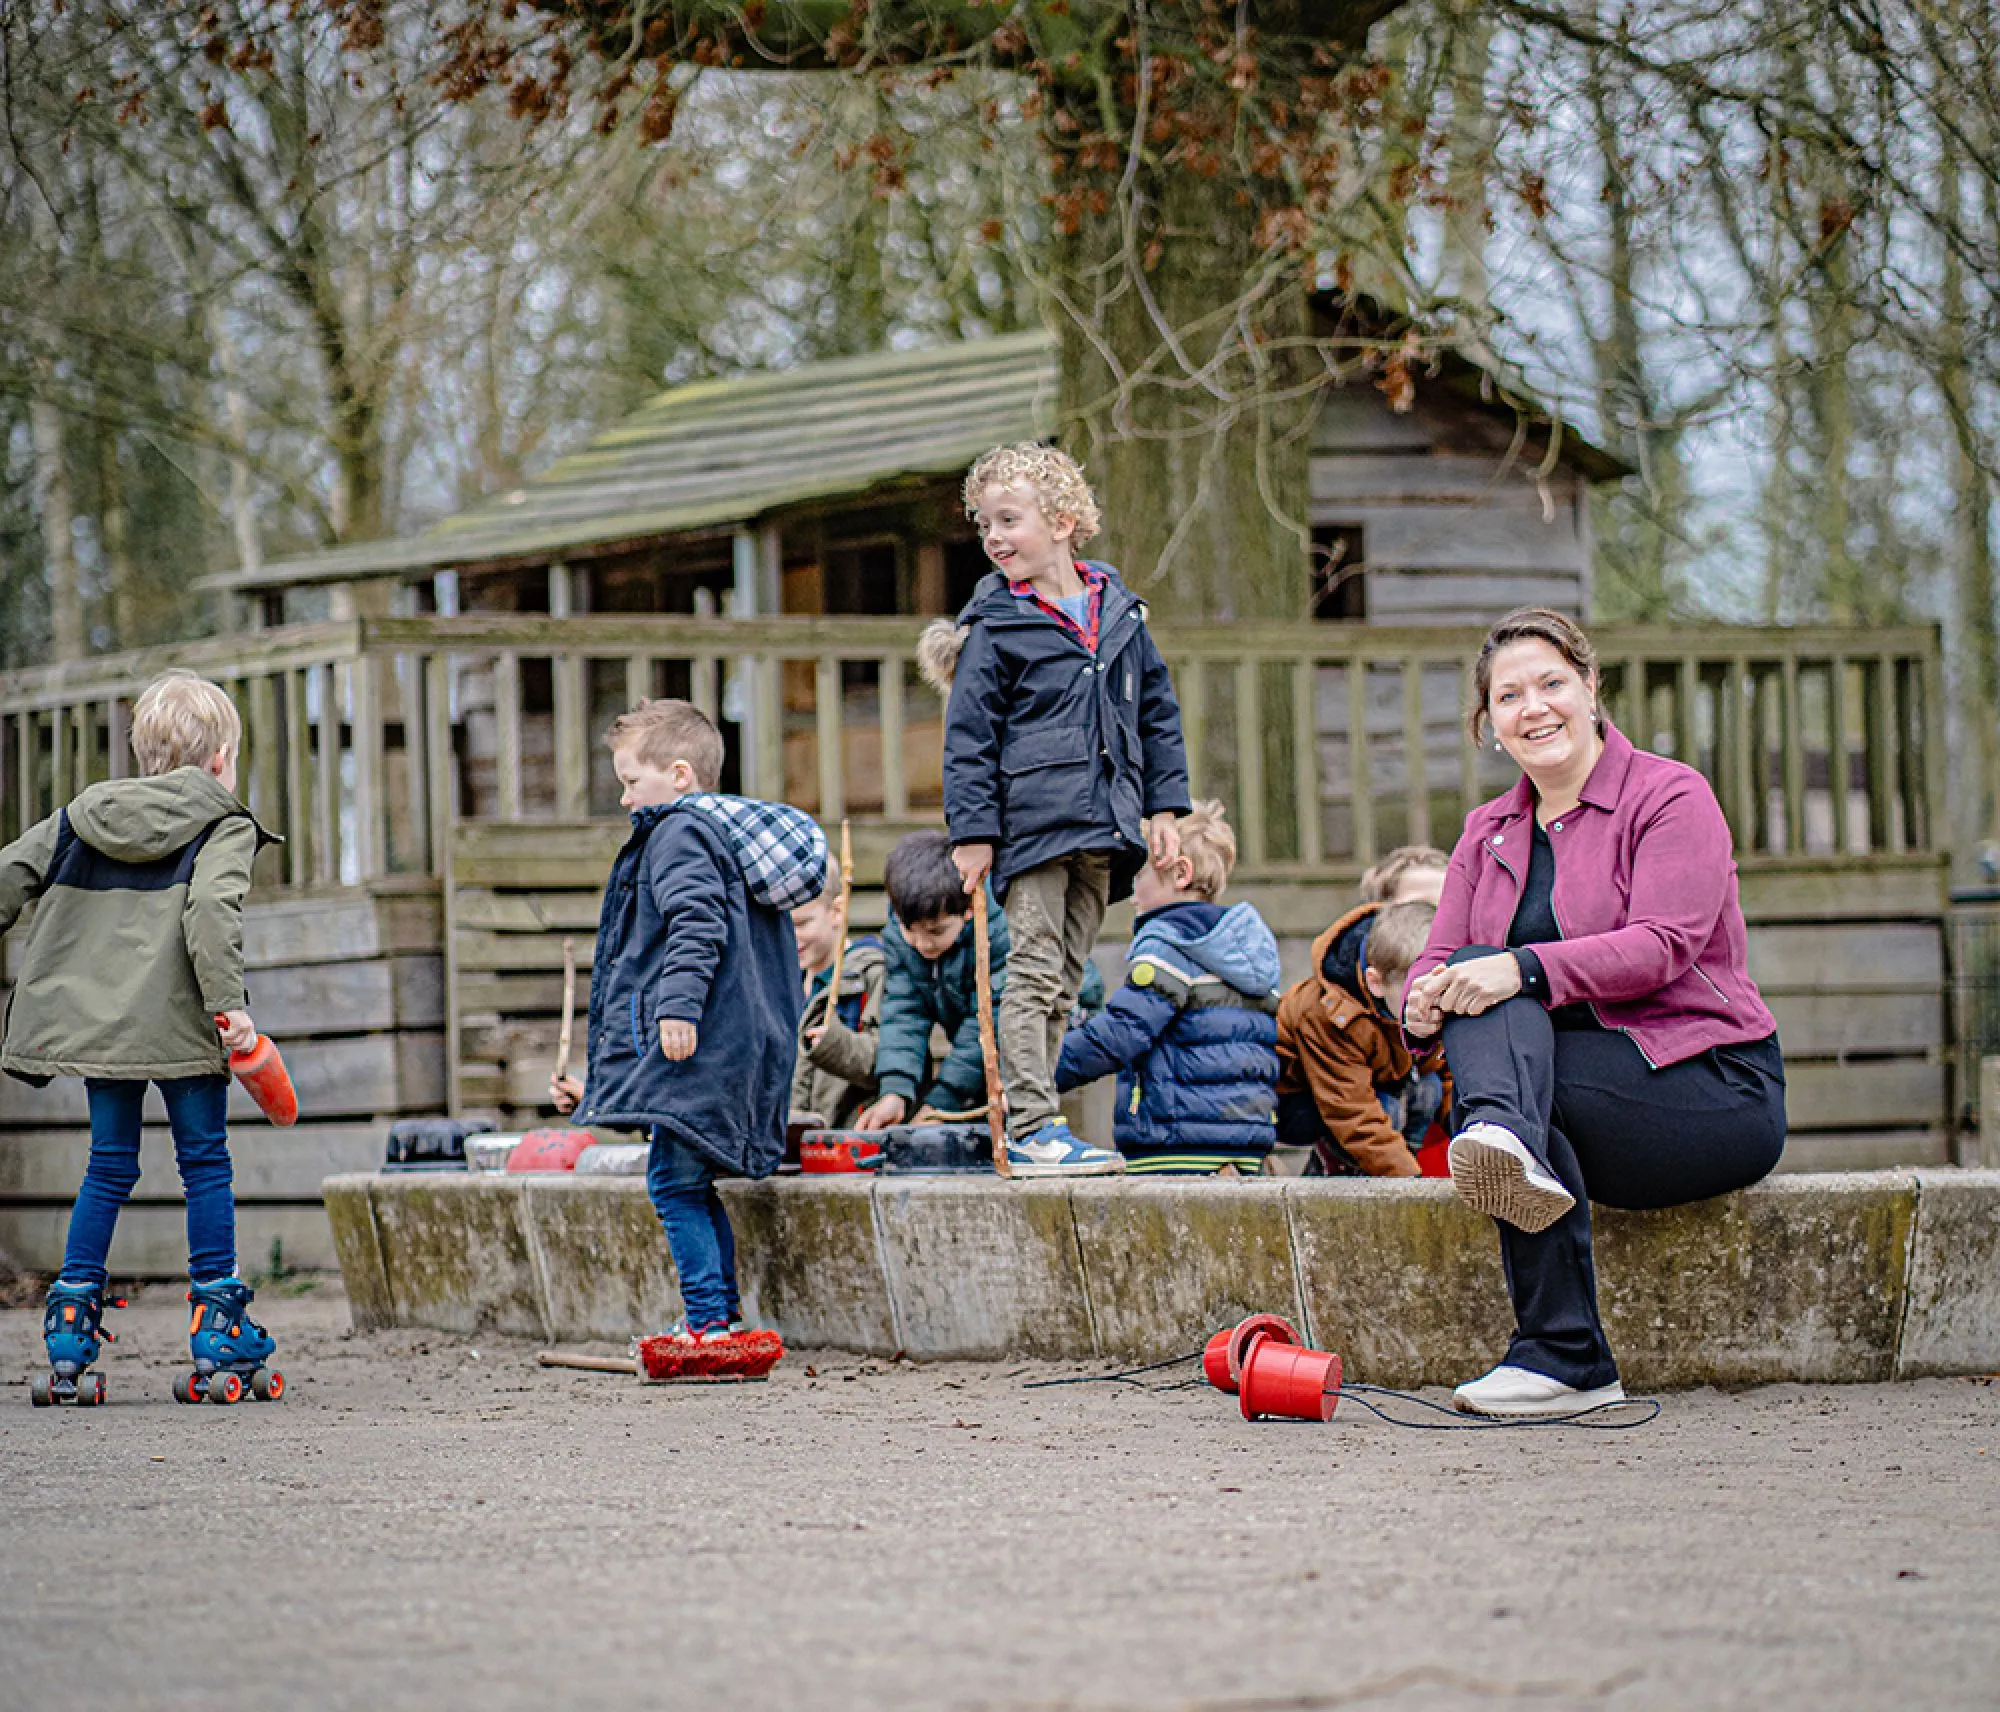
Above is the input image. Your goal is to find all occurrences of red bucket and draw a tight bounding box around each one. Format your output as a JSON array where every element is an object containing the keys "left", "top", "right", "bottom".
[
  {"left": 1237, "top": 1333, "right": 1342, "bottom": 1423},
  {"left": 1202, "top": 1314, "right": 1302, "bottom": 1393}
]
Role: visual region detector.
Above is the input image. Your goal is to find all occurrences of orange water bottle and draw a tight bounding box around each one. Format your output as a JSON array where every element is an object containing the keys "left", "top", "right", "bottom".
[{"left": 217, "top": 1019, "right": 299, "bottom": 1127}]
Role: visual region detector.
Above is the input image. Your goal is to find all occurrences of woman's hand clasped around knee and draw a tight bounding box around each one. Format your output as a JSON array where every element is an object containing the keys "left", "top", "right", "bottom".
[{"left": 1405, "top": 954, "right": 1522, "bottom": 1033}]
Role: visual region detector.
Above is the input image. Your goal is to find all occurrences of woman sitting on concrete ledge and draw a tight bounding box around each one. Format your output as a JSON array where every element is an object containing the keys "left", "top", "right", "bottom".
[{"left": 1404, "top": 607, "right": 1787, "bottom": 1419}]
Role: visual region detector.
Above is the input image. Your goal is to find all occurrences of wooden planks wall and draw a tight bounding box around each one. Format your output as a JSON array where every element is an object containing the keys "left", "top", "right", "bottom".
[
  {"left": 448, "top": 823, "right": 1955, "bottom": 1172},
  {"left": 1306, "top": 422, "right": 1590, "bottom": 625},
  {"left": 0, "top": 883, "right": 446, "bottom": 1276}
]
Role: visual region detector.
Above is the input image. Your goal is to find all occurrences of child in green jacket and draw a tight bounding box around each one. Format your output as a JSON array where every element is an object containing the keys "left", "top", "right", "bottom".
[{"left": 0, "top": 670, "right": 277, "bottom": 1406}]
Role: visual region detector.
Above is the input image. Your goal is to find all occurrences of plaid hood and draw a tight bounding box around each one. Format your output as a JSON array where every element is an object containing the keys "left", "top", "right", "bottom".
[{"left": 647, "top": 793, "right": 829, "bottom": 911}]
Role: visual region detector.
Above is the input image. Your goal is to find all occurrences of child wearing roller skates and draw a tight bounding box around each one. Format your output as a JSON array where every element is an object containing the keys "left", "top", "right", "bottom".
[
  {"left": 918, "top": 444, "right": 1191, "bottom": 1175},
  {"left": 551, "top": 698, "right": 826, "bottom": 1344},
  {"left": 0, "top": 670, "right": 279, "bottom": 1405}
]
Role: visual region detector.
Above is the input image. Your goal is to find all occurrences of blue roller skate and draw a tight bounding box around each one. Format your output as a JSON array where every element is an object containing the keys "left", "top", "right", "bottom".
[
  {"left": 32, "top": 1279, "right": 122, "bottom": 1407},
  {"left": 176, "top": 1277, "right": 283, "bottom": 1406}
]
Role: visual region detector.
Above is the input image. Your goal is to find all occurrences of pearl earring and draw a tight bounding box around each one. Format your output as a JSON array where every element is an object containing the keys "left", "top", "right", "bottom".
[{"left": 1493, "top": 739, "right": 1503, "bottom": 752}]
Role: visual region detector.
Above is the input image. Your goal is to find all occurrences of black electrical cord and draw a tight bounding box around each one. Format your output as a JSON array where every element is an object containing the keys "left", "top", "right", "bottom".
[{"left": 1024, "top": 1351, "right": 1662, "bottom": 1427}]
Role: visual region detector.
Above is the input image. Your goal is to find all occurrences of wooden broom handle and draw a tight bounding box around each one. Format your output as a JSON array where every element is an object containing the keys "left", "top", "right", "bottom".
[
  {"left": 555, "top": 936, "right": 577, "bottom": 1083},
  {"left": 818, "top": 820, "right": 854, "bottom": 1031},
  {"left": 971, "top": 884, "right": 1011, "bottom": 1177}
]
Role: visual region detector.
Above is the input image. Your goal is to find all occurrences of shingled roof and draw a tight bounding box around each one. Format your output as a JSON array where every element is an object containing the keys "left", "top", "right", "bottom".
[
  {"left": 200, "top": 314, "right": 1623, "bottom": 596},
  {"left": 202, "top": 331, "right": 1055, "bottom": 594}
]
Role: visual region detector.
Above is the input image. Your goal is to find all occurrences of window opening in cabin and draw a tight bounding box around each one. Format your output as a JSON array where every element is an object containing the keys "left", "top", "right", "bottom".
[{"left": 1310, "top": 525, "right": 1366, "bottom": 621}]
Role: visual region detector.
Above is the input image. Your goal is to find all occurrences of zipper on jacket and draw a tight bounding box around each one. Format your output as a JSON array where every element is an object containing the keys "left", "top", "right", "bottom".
[
  {"left": 1546, "top": 883, "right": 1659, "bottom": 1070},
  {"left": 1692, "top": 965, "right": 1732, "bottom": 1005}
]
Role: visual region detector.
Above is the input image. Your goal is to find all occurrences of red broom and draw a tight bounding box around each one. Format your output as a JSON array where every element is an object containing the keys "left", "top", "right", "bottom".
[{"left": 635, "top": 1328, "right": 786, "bottom": 1383}]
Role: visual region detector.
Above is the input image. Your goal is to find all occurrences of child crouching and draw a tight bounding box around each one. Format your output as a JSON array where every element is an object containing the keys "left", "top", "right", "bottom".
[
  {"left": 1275, "top": 899, "right": 1446, "bottom": 1177},
  {"left": 1055, "top": 803, "right": 1281, "bottom": 1175},
  {"left": 552, "top": 699, "right": 826, "bottom": 1342},
  {"left": 790, "top": 879, "right": 885, "bottom": 1129}
]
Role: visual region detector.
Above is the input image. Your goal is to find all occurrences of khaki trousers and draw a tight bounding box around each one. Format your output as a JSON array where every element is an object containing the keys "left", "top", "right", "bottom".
[{"left": 996, "top": 852, "right": 1112, "bottom": 1139}]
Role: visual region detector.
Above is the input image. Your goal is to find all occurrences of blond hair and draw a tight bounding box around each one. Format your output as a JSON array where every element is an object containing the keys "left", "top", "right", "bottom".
[
  {"left": 131, "top": 670, "right": 241, "bottom": 777},
  {"left": 603, "top": 698, "right": 724, "bottom": 790},
  {"left": 1358, "top": 844, "right": 1449, "bottom": 904},
  {"left": 1364, "top": 901, "right": 1436, "bottom": 978},
  {"left": 1172, "top": 800, "right": 1236, "bottom": 900},
  {"left": 963, "top": 443, "right": 1102, "bottom": 545}
]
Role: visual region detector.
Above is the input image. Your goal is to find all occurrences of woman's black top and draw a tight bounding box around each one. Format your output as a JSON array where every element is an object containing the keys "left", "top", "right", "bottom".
[
  {"left": 1506, "top": 820, "right": 1600, "bottom": 1030},
  {"left": 1506, "top": 817, "right": 1785, "bottom": 1077}
]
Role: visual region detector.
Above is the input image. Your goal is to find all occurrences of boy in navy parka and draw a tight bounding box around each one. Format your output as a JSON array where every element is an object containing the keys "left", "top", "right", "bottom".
[
  {"left": 919, "top": 445, "right": 1191, "bottom": 1177},
  {"left": 1056, "top": 802, "right": 1281, "bottom": 1174},
  {"left": 551, "top": 699, "right": 826, "bottom": 1341}
]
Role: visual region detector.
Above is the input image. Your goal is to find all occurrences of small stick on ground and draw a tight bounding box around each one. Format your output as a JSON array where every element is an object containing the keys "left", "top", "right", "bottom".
[
  {"left": 555, "top": 937, "right": 577, "bottom": 1084},
  {"left": 971, "top": 884, "right": 1011, "bottom": 1177}
]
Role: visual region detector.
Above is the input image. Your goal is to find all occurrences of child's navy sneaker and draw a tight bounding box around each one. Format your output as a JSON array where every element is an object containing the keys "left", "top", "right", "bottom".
[{"left": 1005, "top": 1118, "right": 1126, "bottom": 1178}]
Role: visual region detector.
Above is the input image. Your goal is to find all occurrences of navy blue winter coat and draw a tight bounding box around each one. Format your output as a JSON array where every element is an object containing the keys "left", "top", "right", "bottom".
[
  {"left": 578, "top": 803, "right": 805, "bottom": 1177},
  {"left": 940, "top": 562, "right": 1191, "bottom": 902},
  {"left": 1056, "top": 899, "right": 1281, "bottom": 1171}
]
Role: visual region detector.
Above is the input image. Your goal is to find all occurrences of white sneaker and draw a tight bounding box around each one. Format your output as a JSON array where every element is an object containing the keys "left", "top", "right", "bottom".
[
  {"left": 1447, "top": 1122, "right": 1575, "bottom": 1233},
  {"left": 1452, "top": 1363, "right": 1627, "bottom": 1418}
]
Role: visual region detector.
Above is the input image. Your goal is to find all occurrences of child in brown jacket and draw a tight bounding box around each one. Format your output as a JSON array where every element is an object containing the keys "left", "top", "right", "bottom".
[{"left": 1274, "top": 899, "right": 1446, "bottom": 1176}]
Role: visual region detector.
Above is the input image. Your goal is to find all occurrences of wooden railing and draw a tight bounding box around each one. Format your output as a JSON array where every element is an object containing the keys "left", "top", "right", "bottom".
[{"left": 0, "top": 616, "right": 1945, "bottom": 888}]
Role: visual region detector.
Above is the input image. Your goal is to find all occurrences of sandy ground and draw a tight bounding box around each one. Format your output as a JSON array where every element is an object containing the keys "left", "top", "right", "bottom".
[{"left": 0, "top": 1278, "right": 1996, "bottom": 1712}]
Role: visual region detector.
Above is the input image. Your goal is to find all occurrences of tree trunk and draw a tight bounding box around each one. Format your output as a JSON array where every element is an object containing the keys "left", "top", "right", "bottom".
[
  {"left": 1938, "top": 143, "right": 2000, "bottom": 876},
  {"left": 1049, "top": 112, "right": 1313, "bottom": 621},
  {"left": 29, "top": 387, "right": 85, "bottom": 663}
]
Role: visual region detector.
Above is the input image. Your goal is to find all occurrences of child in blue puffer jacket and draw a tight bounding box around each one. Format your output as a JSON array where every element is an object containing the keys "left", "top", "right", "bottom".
[{"left": 1055, "top": 802, "right": 1281, "bottom": 1174}]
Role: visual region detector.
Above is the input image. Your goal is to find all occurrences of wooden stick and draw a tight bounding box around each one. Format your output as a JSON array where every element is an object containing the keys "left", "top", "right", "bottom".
[
  {"left": 818, "top": 819, "right": 854, "bottom": 1030},
  {"left": 537, "top": 1350, "right": 639, "bottom": 1375},
  {"left": 554, "top": 936, "right": 577, "bottom": 1084},
  {"left": 970, "top": 883, "right": 1011, "bottom": 1177}
]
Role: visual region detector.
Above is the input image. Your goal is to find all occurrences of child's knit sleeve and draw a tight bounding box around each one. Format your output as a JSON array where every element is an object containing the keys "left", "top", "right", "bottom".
[
  {"left": 645, "top": 817, "right": 727, "bottom": 1026},
  {"left": 0, "top": 813, "right": 59, "bottom": 937},
  {"left": 941, "top": 621, "right": 1007, "bottom": 845},
  {"left": 1135, "top": 627, "right": 1192, "bottom": 818}
]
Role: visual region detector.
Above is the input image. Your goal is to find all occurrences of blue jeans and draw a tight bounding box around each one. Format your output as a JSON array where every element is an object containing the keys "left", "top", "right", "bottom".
[
  {"left": 63, "top": 1077, "right": 235, "bottom": 1287},
  {"left": 646, "top": 1126, "right": 740, "bottom": 1331}
]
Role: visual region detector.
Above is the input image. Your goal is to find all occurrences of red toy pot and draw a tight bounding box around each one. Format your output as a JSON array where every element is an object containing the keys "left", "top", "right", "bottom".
[
  {"left": 506, "top": 1128, "right": 596, "bottom": 1172},
  {"left": 1201, "top": 1314, "right": 1303, "bottom": 1393},
  {"left": 1237, "top": 1332, "right": 1342, "bottom": 1423},
  {"left": 798, "top": 1131, "right": 884, "bottom": 1174}
]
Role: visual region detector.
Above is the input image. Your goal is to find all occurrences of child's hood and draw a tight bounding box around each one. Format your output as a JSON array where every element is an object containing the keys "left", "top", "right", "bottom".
[
  {"left": 915, "top": 559, "right": 1130, "bottom": 693},
  {"left": 1312, "top": 901, "right": 1382, "bottom": 1011},
  {"left": 63, "top": 769, "right": 250, "bottom": 863},
  {"left": 1134, "top": 900, "right": 1281, "bottom": 996},
  {"left": 645, "top": 793, "right": 829, "bottom": 911}
]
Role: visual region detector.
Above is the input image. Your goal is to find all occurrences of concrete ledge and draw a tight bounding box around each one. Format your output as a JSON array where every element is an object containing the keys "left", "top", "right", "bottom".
[{"left": 324, "top": 1169, "right": 2000, "bottom": 1386}]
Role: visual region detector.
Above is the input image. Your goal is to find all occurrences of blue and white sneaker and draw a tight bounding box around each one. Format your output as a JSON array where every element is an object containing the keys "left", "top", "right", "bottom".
[{"left": 1005, "top": 1118, "right": 1126, "bottom": 1178}]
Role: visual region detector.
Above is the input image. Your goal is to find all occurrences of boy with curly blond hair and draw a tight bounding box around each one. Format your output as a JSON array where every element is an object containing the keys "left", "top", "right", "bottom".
[{"left": 917, "top": 443, "right": 1190, "bottom": 1177}]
